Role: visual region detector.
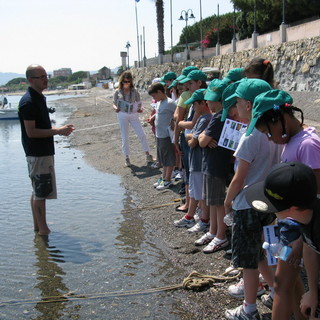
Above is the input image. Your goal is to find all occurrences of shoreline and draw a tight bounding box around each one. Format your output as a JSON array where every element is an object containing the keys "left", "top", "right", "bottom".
[{"left": 64, "top": 87, "right": 276, "bottom": 319}]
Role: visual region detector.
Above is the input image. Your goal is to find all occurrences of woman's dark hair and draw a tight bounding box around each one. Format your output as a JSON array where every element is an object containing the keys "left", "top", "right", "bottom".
[
  {"left": 118, "top": 71, "right": 134, "bottom": 90},
  {"left": 244, "top": 57, "right": 275, "bottom": 88},
  {"left": 256, "top": 104, "right": 304, "bottom": 137}
]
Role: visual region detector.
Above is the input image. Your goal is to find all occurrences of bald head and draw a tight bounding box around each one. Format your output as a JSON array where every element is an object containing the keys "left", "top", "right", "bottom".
[{"left": 26, "top": 64, "right": 46, "bottom": 79}]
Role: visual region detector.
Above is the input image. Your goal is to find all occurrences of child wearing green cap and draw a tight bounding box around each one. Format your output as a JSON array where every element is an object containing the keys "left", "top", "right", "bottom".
[
  {"left": 174, "top": 89, "right": 212, "bottom": 230},
  {"left": 191, "top": 79, "right": 233, "bottom": 253},
  {"left": 249, "top": 89, "right": 320, "bottom": 320},
  {"left": 223, "top": 78, "right": 283, "bottom": 320}
]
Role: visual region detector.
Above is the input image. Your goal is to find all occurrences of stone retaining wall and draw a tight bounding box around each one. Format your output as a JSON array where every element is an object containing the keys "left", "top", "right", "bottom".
[{"left": 130, "top": 36, "right": 320, "bottom": 92}]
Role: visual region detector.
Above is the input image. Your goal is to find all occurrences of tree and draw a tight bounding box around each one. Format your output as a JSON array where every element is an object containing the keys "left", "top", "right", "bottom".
[{"left": 155, "top": 0, "right": 165, "bottom": 55}]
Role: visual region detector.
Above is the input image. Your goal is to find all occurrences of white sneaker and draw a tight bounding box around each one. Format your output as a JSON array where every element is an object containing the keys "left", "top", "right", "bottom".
[
  {"left": 188, "top": 220, "right": 209, "bottom": 233},
  {"left": 174, "top": 217, "right": 195, "bottom": 228},
  {"left": 228, "top": 278, "right": 266, "bottom": 298},
  {"left": 225, "top": 266, "right": 242, "bottom": 276},
  {"left": 225, "top": 305, "right": 261, "bottom": 320},
  {"left": 156, "top": 180, "right": 172, "bottom": 190},
  {"left": 203, "top": 238, "right": 228, "bottom": 254},
  {"left": 174, "top": 171, "right": 183, "bottom": 181},
  {"left": 194, "top": 232, "right": 215, "bottom": 246},
  {"left": 153, "top": 177, "right": 163, "bottom": 188}
]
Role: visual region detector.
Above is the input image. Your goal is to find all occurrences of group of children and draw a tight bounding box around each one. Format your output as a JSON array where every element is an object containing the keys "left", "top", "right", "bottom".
[{"left": 144, "top": 57, "right": 320, "bottom": 320}]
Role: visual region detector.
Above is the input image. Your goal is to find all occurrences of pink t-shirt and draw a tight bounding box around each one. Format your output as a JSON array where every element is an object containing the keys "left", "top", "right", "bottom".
[{"left": 282, "top": 126, "right": 320, "bottom": 169}]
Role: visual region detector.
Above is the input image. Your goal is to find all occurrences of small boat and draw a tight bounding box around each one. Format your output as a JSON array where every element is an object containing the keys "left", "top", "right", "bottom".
[
  {"left": 0, "top": 96, "right": 19, "bottom": 120},
  {"left": 0, "top": 108, "right": 19, "bottom": 120}
]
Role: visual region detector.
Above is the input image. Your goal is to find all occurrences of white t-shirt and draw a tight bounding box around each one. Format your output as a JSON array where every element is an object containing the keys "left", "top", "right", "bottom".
[{"left": 232, "top": 128, "right": 283, "bottom": 210}]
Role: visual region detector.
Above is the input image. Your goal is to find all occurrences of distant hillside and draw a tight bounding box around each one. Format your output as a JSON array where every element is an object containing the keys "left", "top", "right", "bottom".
[{"left": 0, "top": 72, "right": 25, "bottom": 86}]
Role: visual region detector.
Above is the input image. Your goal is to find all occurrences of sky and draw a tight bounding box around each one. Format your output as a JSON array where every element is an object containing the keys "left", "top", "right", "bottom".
[{"left": 1, "top": 0, "right": 234, "bottom": 74}]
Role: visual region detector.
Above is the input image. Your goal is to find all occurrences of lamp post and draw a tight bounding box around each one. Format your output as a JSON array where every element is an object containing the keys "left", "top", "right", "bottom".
[
  {"left": 199, "top": 0, "right": 204, "bottom": 59},
  {"left": 178, "top": 9, "right": 195, "bottom": 60},
  {"left": 252, "top": 0, "right": 258, "bottom": 48},
  {"left": 125, "top": 41, "right": 131, "bottom": 69},
  {"left": 280, "top": 0, "right": 288, "bottom": 42}
]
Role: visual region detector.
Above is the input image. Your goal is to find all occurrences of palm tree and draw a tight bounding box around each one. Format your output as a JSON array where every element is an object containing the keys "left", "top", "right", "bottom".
[{"left": 155, "top": 0, "right": 165, "bottom": 56}]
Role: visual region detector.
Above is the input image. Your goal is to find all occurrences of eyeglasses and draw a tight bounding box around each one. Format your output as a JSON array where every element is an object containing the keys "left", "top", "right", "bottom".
[
  {"left": 31, "top": 75, "right": 48, "bottom": 80},
  {"left": 122, "top": 80, "right": 131, "bottom": 84}
]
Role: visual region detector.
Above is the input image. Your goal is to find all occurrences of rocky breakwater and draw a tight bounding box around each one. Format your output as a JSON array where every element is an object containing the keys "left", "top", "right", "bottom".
[{"left": 131, "top": 36, "right": 320, "bottom": 92}]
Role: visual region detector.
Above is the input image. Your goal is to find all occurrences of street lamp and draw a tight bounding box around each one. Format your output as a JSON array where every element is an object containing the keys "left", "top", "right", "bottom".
[
  {"left": 125, "top": 41, "right": 131, "bottom": 69},
  {"left": 178, "top": 9, "right": 195, "bottom": 60}
]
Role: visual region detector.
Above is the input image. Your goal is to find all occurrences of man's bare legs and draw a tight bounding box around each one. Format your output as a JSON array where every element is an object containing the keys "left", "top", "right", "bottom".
[{"left": 31, "top": 195, "right": 51, "bottom": 235}]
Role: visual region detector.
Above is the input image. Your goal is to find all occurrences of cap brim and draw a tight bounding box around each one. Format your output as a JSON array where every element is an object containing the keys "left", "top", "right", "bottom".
[
  {"left": 176, "top": 75, "right": 186, "bottom": 82},
  {"left": 245, "top": 117, "right": 258, "bottom": 136},
  {"left": 225, "top": 92, "right": 237, "bottom": 102},
  {"left": 184, "top": 97, "right": 195, "bottom": 105},
  {"left": 179, "top": 77, "right": 191, "bottom": 84},
  {"left": 221, "top": 108, "right": 228, "bottom": 121},
  {"left": 244, "top": 181, "right": 278, "bottom": 214}
]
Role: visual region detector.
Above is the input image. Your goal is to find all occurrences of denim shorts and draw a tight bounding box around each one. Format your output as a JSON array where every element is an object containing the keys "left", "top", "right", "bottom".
[
  {"left": 27, "top": 156, "right": 57, "bottom": 200},
  {"left": 231, "top": 208, "right": 276, "bottom": 269}
]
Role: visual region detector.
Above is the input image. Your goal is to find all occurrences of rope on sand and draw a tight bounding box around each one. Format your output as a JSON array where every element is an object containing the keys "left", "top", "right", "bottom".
[
  {"left": 0, "top": 269, "right": 242, "bottom": 307},
  {"left": 75, "top": 122, "right": 119, "bottom": 132}
]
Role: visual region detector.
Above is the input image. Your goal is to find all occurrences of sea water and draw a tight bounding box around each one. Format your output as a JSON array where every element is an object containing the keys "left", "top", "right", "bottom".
[{"left": 0, "top": 95, "right": 184, "bottom": 320}]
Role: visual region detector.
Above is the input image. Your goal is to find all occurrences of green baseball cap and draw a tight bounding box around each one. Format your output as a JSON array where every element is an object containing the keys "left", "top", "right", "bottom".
[
  {"left": 184, "top": 88, "right": 206, "bottom": 105},
  {"left": 168, "top": 79, "right": 177, "bottom": 89},
  {"left": 176, "top": 66, "right": 199, "bottom": 82},
  {"left": 223, "top": 68, "right": 244, "bottom": 83},
  {"left": 204, "top": 79, "right": 229, "bottom": 102},
  {"left": 163, "top": 71, "right": 177, "bottom": 81},
  {"left": 179, "top": 70, "right": 207, "bottom": 84},
  {"left": 221, "top": 81, "right": 241, "bottom": 121},
  {"left": 225, "top": 78, "right": 272, "bottom": 103},
  {"left": 246, "top": 89, "right": 293, "bottom": 136}
]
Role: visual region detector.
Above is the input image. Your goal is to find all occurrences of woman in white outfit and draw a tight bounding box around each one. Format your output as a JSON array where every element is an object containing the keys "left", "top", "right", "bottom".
[{"left": 113, "top": 71, "right": 152, "bottom": 166}]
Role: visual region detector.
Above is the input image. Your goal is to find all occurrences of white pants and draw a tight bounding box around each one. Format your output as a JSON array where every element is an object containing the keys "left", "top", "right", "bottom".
[{"left": 117, "top": 111, "right": 150, "bottom": 156}]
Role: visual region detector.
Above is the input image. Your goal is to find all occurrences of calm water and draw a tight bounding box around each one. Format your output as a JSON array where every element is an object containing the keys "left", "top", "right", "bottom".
[{"left": 0, "top": 95, "right": 185, "bottom": 320}]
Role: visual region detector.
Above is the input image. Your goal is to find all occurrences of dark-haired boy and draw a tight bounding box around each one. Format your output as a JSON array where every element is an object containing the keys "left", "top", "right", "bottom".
[
  {"left": 245, "top": 161, "right": 320, "bottom": 319},
  {"left": 148, "top": 83, "right": 176, "bottom": 190}
]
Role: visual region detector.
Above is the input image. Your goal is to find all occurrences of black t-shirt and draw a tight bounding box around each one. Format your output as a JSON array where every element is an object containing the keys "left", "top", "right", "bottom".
[
  {"left": 202, "top": 111, "right": 232, "bottom": 178},
  {"left": 18, "top": 87, "right": 54, "bottom": 157},
  {"left": 301, "top": 199, "right": 320, "bottom": 254}
]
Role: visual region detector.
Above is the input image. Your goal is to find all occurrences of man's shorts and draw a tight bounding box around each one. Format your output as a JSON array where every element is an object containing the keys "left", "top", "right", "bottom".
[
  {"left": 27, "top": 156, "right": 57, "bottom": 200},
  {"left": 203, "top": 174, "right": 226, "bottom": 206},
  {"left": 189, "top": 171, "right": 204, "bottom": 200},
  {"left": 232, "top": 208, "right": 276, "bottom": 269},
  {"left": 156, "top": 137, "right": 176, "bottom": 167}
]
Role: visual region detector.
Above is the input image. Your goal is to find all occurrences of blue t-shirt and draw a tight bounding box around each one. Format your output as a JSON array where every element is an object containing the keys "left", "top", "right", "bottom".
[
  {"left": 155, "top": 97, "right": 176, "bottom": 138},
  {"left": 189, "top": 113, "right": 212, "bottom": 172},
  {"left": 202, "top": 111, "right": 232, "bottom": 177},
  {"left": 18, "top": 87, "right": 54, "bottom": 157}
]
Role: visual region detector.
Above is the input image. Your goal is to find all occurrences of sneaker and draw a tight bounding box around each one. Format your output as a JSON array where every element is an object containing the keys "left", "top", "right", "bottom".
[
  {"left": 225, "top": 305, "right": 261, "bottom": 320},
  {"left": 226, "top": 248, "right": 232, "bottom": 255},
  {"left": 188, "top": 220, "right": 210, "bottom": 233},
  {"left": 178, "top": 183, "right": 186, "bottom": 195},
  {"left": 146, "top": 154, "right": 153, "bottom": 163},
  {"left": 203, "top": 238, "right": 228, "bottom": 254},
  {"left": 228, "top": 278, "right": 266, "bottom": 298},
  {"left": 194, "top": 232, "right": 215, "bottom": 246},
  {"left": 225, "top": 266, "right": 242, "bottom": 276},
  {"left": 151, "top": 161, "right": 160, "bottom": 169},
  {"left": 153, "top": 177, "right": 163, "bottom": 188},
  {"left": 156, "top": 180, "right": 172, "bottom": 190},
  {"left": 174, "top": 171, "right": 183, "bottom": 181},
  {"left": 125, "top": 157, "right": 131, "bottom": 167},
  {"left": 174, "top": 217, "right": 195, "bottom": 228},
  {"left": 261, "top": 293, "right": 273, "bottom": 310}
]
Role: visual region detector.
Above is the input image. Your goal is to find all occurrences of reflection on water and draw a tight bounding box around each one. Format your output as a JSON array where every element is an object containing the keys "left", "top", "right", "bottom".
[{"left": 0, "top": 96, "right": 188, "bottom": 319}]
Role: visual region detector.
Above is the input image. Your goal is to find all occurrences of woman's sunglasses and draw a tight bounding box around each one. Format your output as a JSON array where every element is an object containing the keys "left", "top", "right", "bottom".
[{"left": 122, "top": 80, "right": 131, "bottom": 84}]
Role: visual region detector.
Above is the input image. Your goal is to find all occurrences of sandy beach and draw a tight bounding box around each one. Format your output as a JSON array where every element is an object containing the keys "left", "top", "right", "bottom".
[{"left": 63, "top": 87, "right": 320, "bottom": 319}]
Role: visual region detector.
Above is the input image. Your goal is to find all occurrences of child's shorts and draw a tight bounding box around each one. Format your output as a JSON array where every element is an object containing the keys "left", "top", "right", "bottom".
[
  {"left": 189, "top": 171, "right": 204, "bottom": 201},
  {"left": 27, "top": 156, "right": 57, "bottom": 200},
  {"left": 232, "top": 208, "right": 275, "bottom": 269},
  {"left": 203, "top": 174, "right": 226, "bottom": 206},
  {"left": 156, "top": 137, "right": 176, "bottom": 167}
]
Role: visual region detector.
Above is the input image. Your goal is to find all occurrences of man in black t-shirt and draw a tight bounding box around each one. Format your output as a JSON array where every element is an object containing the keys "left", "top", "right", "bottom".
[
  {"left": 245, "top": 162, "right": 320, "bottom": 319},
  {"left": 18, "top": 64, "right": 74, "bottom": 235}
]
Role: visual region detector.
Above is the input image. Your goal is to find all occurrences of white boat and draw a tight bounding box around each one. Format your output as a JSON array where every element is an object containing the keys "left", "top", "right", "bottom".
[
  {"left": 0, "top": 108, "right": 19, "bottom": 120},
  {"left": 0, "top": 96, "right": 19, "bottom": 120}
]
